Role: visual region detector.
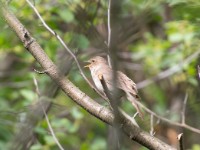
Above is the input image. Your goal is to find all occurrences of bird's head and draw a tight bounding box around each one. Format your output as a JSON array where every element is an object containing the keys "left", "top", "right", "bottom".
[{"left": 84, "top": 56, "right": 108, "bottom": 70}]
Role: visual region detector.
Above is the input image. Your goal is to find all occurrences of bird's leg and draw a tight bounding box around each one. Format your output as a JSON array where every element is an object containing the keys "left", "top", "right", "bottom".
[
  {"left": 126, "top": 93, "right": 144, "bottom": 119},
  {"left": 131, "top": 100, "right": 143, "bottom": 119}
]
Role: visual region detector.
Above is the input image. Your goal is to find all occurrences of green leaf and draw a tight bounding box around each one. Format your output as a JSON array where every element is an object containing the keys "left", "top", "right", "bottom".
[
  {"left": 57, "top": 9, "right": 74, "bottom": 23},
  {"left": 44, "top": 135, "right": 56, "bottom": 145},
  {"left": 90, "top": 137, "right": 106, "bottom": 150},
  {"left": 34, "top": 126, "right": 47, "bottom": 135},
  {"left": 188, "top": 77, "right": 198, "bottom": 86},
  {"left": 75, "top": 34, "right": 90, "bottom": 49},
  {"left": 192, "top": 144, "right": 200, "bottom": 150},
  {"left": 30, "top": 144, "right": 43, "bottom": 150},
  {"left": 71, "top": 107, "right": 83, "bottom": 119},
  {"left": 19, "top": 89, "right": 36, "bottom": 102},
  {"left": 52, "top": 118, "right": 79, "bottom": 133}
]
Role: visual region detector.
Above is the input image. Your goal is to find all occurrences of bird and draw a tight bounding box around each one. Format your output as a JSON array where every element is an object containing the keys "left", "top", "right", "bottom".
[{"left": 85, "top": 56, "right": 143, "bottom": 118}]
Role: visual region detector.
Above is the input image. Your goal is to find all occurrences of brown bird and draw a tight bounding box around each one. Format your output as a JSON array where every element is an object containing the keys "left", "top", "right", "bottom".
[{"left": 85, "top": 56, "right": 143, "bottom": 118}]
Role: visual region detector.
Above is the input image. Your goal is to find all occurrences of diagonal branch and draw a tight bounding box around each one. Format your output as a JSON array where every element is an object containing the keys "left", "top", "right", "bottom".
[
  {"left": 137, "top": 50, "right": 200, "bottom": 89},
  {"left": 137, "top": 100, "right": 200, "bottom": 134},
  {"left": 25, "top": 0, "right": 107, "bottom": 100},
  {"left": 0, "top": 2, "right": 175, "bottom": 150}
]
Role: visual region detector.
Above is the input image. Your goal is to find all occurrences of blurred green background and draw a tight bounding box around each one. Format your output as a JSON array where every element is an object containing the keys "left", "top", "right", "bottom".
[{"left": 0, "top": 0, "right": 200, "bottom": 149}]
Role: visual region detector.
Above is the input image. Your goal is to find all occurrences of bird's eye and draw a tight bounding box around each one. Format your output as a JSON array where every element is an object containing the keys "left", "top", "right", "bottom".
[{"left": 91, "top": 59, "right": 95, "bottom": 63}]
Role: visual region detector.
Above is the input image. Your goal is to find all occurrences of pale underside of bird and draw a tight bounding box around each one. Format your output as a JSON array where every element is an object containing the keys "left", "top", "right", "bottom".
[{"left": 85, "top": 56, "right": 143, "bottom": 118}]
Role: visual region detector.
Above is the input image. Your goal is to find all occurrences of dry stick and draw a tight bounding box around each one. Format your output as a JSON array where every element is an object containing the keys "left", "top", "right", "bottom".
[
  {"left": 106, "top": 1, "right": 122, "bottom": 148},
  {"left": 100, "top": 75, "right": 139, "bottom": 127},
  {"left": 33, "top": 77, "right": 64, "bottom": 150},
  {"left": 100, "top": 75, "right": 120, "bottom": 149},
  {"left": 25, "top": 0, "right": 107, "bottom": 101},
  {"left": 137, "top": 49, "right": 200, "bottom": 89},
  {"left": 137, "top": 101, "right": 200, "bottom": 134},
  {"left": 177, "top": 133, "right": 184, "bottom": 150},
  {"left": 100, "top": 76, "right": 119, "bottom": 115},
  {"left": 14, "top": 56, "right": 73, "bottom": 149},
  {"left": 0, "top": 2, "right": 176, "bottom": 149},
  {"left": 150, "top": 114, "right": 155, "bottom": 136},
  {"left": 107, "top": 0, "right": 112, "bottom": 67},
  {"left": 43, "top": 107, "right": 64, "bottom": 150},
  {"left": 181, "top": 93, "right": 188, "bottom": 124}
]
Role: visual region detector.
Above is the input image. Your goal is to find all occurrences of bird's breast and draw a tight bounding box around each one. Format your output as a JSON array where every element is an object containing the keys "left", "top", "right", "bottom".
[
  {"left": 91, "top": 69, "right": 104, "bottom": 93},
  {"left": 90, "top": 68, "right": 125, "bottom": 98}
]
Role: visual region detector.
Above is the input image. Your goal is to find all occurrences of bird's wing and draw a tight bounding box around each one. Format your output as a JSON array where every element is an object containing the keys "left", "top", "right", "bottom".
[
  {"left": 117, "top": 71, "right": 138, "bottom": 97},
  {"left": 101, "top": 69, "right": 142, "bottom": 118},
  {"left": 117, "top": 71, "right": 143, "bottom": 118},
  {"left": 100, "top": 69, "right": 138, "bottom": 97}
]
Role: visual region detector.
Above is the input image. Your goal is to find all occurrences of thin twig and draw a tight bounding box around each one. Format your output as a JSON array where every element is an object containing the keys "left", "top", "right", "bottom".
[
  {"left": 150, "top": 114, "right": 155, "bottom": 136},
  {"left": 34, "top": 68, "right": 50, "bottom": 74},
  {"left": 26, "top": 0, "right": 107, "bottom": 100},
  {"left": 33, "top": 76, "right": 40, "bottom": 96},
  {"left": 33, "top": 76, "right": 64, "bottom": 150},
  {"left": 137, "top": 49, "right": 200, "bottom": 89},
  {"left": 181, "top": 93, "right": 188, "bottom": 124},
  {"left": 107, "top": 0, "right": 111, "bottom": 67},
  {"left": 136, "top": 100, "right": 200, "bottom": 134},
  {"left": 133, "top": 112, "right": 139, "bottom": 118},
  {"left": 43, "top": 108, "right": 64, "bottom": 150}
]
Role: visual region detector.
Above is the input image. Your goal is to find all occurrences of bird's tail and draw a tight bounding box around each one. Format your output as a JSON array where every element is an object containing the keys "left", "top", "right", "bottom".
[{"left": 127, "top": 93, "right": 144, "bottom": 119}]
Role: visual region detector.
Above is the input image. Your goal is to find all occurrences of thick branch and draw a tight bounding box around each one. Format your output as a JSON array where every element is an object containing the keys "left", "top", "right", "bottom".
[{"left": 0, "top": 3, "right": 176, "bottom": 150}]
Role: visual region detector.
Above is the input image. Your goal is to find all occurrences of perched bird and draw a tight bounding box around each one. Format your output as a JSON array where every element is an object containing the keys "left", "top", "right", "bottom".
[{"left": 85, "top": 56, "right": 143, "bottom": 118}]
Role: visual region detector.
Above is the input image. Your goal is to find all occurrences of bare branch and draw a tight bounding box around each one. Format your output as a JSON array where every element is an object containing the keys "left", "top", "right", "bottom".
[
  {"left": 33, "top": 77, "right": 64, "bottom": 150},
  {"left": 150, "top": 114, "right": 155, "bottom": 136},
  {"left": 33, "top": 76, "right": 40, "bottom": 96},
  {"left": 43, "top": 108, "right": 64, "bottom": 150},
  {"left": 107, "top": 0, "right": 112, "bottom": 67},
  {"left": 181, "top": 93, "right": 188, "bottom": 124},
  {"left": 11, "top": 52, "right": 73, "bottom": 149},
  {"left": 25, "top": 0, "right": 107, "bottom": 100},
  {"left": 137, "top": 50, "right": 200, "bottom": 89},
  {"left": 137, "top": 100, "right": 200, "bottom": 134}
]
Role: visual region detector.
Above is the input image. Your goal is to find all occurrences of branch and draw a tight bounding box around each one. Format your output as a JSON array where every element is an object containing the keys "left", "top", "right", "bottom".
[
  {"left": 107, "top": 0, "right": 112, "bottom": 67},
  {"left": 137, "top": 100, "right": 200, "bottom": 134},
  {"left": 25, "top": 0, "right": 107, "bottom": 101},
  {"left": 11, "top": 54, "right": 73, "bottom": 149},
  {"left": 137, "top": 50, "right": 200, "bottom": 89},
  {"left": 0, "top": 2, "right": 176, "bottom": 150},
  {"left": 181, "top": 93, "right": 188, "bottom": 124},
  {"left": 33, "top": 77, "right": 64, "bottom": 150}
]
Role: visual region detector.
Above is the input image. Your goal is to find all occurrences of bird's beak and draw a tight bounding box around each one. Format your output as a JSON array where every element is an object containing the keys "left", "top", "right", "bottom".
[
  {"left": 84, "top": 64, "right": 91, "bottom": 68},
  {"left": 84, "top": 61, "right": 91, "bottom": 68}
]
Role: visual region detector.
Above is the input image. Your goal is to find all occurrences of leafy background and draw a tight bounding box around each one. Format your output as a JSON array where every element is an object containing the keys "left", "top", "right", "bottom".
[{"left": 0, "top": 0, "right": 200, "bottom": 149}]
